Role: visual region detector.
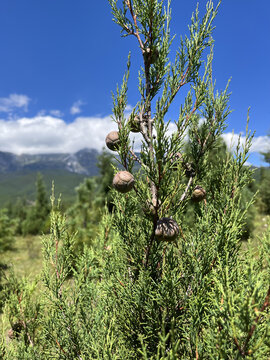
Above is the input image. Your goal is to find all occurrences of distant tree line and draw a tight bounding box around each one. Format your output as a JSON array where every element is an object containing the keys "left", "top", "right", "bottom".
[{"left": 0, "top": 141, "right": 269, "bottom": 252}]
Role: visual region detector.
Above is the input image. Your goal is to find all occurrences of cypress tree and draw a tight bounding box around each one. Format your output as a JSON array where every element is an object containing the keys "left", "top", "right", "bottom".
[
  {"left": 102, "top": 0, "right": 270, "bottom": 357},
  {"left": 35, "top": 173, "right": 50, "bottom": 220}
]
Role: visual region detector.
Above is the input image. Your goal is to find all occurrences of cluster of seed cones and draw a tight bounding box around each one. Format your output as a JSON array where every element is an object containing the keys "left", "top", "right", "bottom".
[
  {"left": 105, "top": 120, "right": 206, "bottom": 242},
  {"left": 105, "top": 114, "right": 141, "bottom": 194}
]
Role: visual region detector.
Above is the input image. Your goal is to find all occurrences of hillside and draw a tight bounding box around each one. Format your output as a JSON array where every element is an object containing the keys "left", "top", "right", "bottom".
[
  {"left": 0, "top": 169, "right": 86, "bottom": 206},
  {"left": 0, "top": 148, "right": 103, "bottom": 206}
]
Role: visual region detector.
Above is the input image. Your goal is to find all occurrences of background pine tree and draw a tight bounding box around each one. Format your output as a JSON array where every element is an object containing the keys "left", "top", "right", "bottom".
[{"left": 21, "top": 173, "right": 50, "bottom": 235}]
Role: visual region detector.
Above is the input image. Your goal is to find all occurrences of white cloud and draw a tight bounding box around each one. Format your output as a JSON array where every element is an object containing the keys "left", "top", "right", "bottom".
[
  {"left": 222, "top": 132, "right": 270, "bottom": 153},
  {"left": 50, "top": 109, "right": 64, "bottom": 117},
  {"left": 70, "top": 100, "right": 85, "bottom": 115},
  {"left": 0, "top": 94, "right": 30, "bottom": 113},
  {"left": 250, "top": 136, "right": 270, "bottom": 153},
  {"left": 37, "top": 110, "right": 46, "bottom": 116},
  {"left": 0, "top": 114, "right": 116, "bottom": 154},
  {"left": 124, "top": 104, "right": 134, "bottom": 113},
  {"left": 0, "top": 113, "right": 268, "bottom": 160}
]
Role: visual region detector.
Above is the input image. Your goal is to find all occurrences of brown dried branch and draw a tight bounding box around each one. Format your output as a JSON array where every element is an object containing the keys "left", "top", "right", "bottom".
[
  {"left": 143, "top": 226, "right": 156, "bottom": 268},
  {"left": 55, "top": 337, "right": 67, "bottom": 355},
  {"left": 233, "top": 336, "right": 245, "bottom": 357},
  {"left": 177, "top": 175, "right": 194, "bottom": 206},
  {"left": 126, "top": 0, "right": 144, "bottom": 52},
  {"left": 126, "top": 0, "right": 158, "bottom": 264}
]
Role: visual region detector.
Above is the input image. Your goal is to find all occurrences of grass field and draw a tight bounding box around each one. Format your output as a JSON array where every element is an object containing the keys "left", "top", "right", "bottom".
[{"left": 3, "top": 235, "right": 43, "bottom": 280}]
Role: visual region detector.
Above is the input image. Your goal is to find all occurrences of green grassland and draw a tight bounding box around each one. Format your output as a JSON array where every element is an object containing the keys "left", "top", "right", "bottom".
[
  {"left": 3, "top": 235, "right": 43, "bottom": 280},
  {"left": 0, "top": 170, "right": 86, "bottom": 207}
]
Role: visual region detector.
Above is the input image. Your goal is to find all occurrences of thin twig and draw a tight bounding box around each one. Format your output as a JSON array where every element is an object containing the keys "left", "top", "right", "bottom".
[
  {"left": 129, "top": 148, "right": 150, "bottom": 173},
  {"left": 243, "top": 285, "right": 270, "bottom": 355},
  {"left": 127, "top": 0, "right": 144, "bottom": 51},
  {"left": 55, "top": 337, "right": 67, "bottom": 355},
  {"left": 144, "top": 228, "right": 156, "bottom": 268},
  {"left": 162, "top": 66, "right": 190, "bottom": 116},
  {"left": 233, "top": 336, "right": 245, "bottom": 357},
  {"left": 177, "top": 176, "right": 194, "bottom": 205},
  {"left": 178, "top": 98, "right": 198, "bottom": 139}
]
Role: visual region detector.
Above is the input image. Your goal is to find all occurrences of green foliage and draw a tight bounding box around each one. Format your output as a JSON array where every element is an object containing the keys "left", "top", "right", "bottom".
[
  {"left": 102, "top": 0, "right": 269, "bottom": 357},
  {"left": 0, "top": 170, "right": 85, "bottom": 208},
  {"left": 257, "top": 167, "right": 270, "bottom": 215},
  {"left": 0, "top": 209, "right": 16, "bottom": 312},
  {"left": 203, "top": 236, "right": 270, "bottom": 358},
  {"left": 96, "top": 149, "right": 115, "bottom": 210},
  {"left": 8, "top": 198, "right": 28, "bottom": 235},
  {"left": 182, "top": 135, "right": 257, "bottom": 240},
  {"left": 256, "top": 132, "right": 270, "bottom": 214},
  {"left": 21, "top": 173, "right": 50, "bottom": 235},
  {"left": 0, "top": 209, "right": 16, "bottom": 254},
  {"left": 67, "top": 149, "right": 115, "bottom": 251},
  {"left": 1, "top": 199, "right": 128, "bottom": 359},
  {"left": 102, "top": 137, "right": 269, "bottom": 358},
  {"left": 67, "top": 177, "right": 99, "bottom": 251}
]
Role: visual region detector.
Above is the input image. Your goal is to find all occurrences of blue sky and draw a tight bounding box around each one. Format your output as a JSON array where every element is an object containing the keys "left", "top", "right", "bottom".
[{"left": 0, "top": 0, "right": 269, "bottom": 165}]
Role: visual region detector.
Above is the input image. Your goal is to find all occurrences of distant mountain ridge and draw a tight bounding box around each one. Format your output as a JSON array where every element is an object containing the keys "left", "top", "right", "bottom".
[{"left": 0, "top": 148, "right": 100, "bottom": 176}]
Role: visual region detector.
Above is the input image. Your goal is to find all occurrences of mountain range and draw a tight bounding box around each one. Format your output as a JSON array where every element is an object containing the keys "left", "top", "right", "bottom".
[
  {"left": 0, "top": 148, "right": 100, "bottom": 176},
  {"left": 0, "top": 148, "right": 102, "bottom": 206}
]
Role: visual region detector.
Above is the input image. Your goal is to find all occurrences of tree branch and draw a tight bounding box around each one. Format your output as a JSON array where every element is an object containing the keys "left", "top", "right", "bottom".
[{"left": 126, "top": 0, "right": 144, "bottom": 52}]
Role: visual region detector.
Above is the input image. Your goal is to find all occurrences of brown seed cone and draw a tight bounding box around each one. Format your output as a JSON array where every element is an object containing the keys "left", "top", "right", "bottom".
[
  {"left": 143, "top": 47, "right": 159, "bottom": 64},
  {"left": 8, "top": 321, "right": 23, "bottom": 339},
  {"left": 129, "top": 115, "right": 141, "bottom": 133},
  {"left": 170, "top": 152, "right": 183, "bottom": 170},
  {"left": 155, "top": 217, "right": 179, "bottom": 241},
  {"left": 170, "top": 153, "right": 195, "bottom": 177},
  {"left": 184, "top": 162, "right": 195, "bottom": 177},
  {"left": 105, "top": 131, "right": 120, "bottom": 151},
  {"left": 113, "top": 171, "right": 135, "bottom": 193},
  {"left": 7, "top": 328, "right": 14, "bottom": 339},
  {"left": 192, "top": 185, "right": 206, "bottom": 202}
]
